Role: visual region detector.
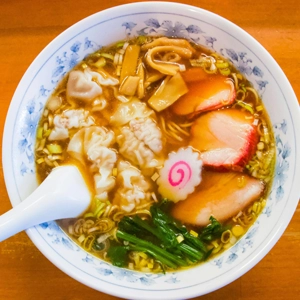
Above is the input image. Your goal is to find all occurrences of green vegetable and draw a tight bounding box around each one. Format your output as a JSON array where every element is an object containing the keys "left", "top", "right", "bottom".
[
  {"left": 111, "top": 203, "right": 225, "bottom": 270},
  {"left": 136, "top": 35, "right": 147, "bottom": 45},
  {"left": 118, "top": 216, "right": 150, "bottom": 236},
  {"left": 83, "top": 212, "right": 94, "bottom": 219},
  {"left": 36, "top": 127, "right": 43, "bottom": 139},
  {"left": 117, "top": 231, "right": 184, "bottom": 268},
  {"left": 219, "top": 68, "right": 231, "bottom": 76},
  {"left": 236, "top": 100, "right": 254, "bottom": 114},
  {"left": 107, "top": 246, "right": 128, "bottom": 268},
  {"left": 150, "top": 206, "right": 208, "bottom": 253},
  {"left": 94, "top": 57, "right": 106, "bottom": 68},
  {"left": 198, "top": 216, "right": 224, "bottom": 241},
  {"left": 46, "top": 143, "right": 62, "bottom": 154},
  {"left": 100, "top": 53, "right": 114, "bottom": 60},
  {"left": 216, "top": 61, "right": 229, "bottom": 69},
  {"left": 43, "top": 129, "right": 51, "bottom": 137},
  {"left": 92, "top": 241, "right": 106, "bottom": 252},
  {"left": 116, "top": 41, "right": 125, "bottom": 48}
]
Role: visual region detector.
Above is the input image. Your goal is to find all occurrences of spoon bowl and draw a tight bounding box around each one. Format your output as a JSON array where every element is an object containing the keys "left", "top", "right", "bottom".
[{"left": 0, "top": 165, "right": 91, "bottom": 242}]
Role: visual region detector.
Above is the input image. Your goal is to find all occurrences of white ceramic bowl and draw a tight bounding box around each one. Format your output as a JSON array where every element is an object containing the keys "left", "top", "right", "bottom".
[{"left": 3, "top": 2, "right": 300, "bottom": 299}]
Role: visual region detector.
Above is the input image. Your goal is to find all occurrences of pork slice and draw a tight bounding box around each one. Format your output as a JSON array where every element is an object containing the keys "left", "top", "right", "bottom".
[
  {"left": 189, "top": 109, "right": 258, "bottom": 171},
  {"left": 171, "top": 171, "right": 265, "bottom": 226},
  {"left": 171, "top": 75, "right": 235, "bottom": 117}
]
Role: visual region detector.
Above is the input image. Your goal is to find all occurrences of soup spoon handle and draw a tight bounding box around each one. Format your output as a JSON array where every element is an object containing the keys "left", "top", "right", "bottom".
[{"left": 0, "top": 166, "right": 91, "bottom": 242}]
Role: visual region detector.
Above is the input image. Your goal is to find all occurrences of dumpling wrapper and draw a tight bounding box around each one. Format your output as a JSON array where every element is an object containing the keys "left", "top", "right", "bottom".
[
  {"left": 67, "top": 68, "right": 119, "bottom": 103},
  {"left": 110, "top": 99, "right": 154, "bottom": 126},
  {"left": 48, "top": 109, "right": 94, "bottom": 141}
]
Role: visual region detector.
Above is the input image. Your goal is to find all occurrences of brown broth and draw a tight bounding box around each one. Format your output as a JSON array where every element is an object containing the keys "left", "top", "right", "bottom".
[{"left": 35, "top": 36, "right": 275, "bottom": 273}]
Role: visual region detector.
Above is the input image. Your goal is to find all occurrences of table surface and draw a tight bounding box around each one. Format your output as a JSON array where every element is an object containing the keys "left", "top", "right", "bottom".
[{"left": 0, "top": 0, "right": 299, "bottom": 299}]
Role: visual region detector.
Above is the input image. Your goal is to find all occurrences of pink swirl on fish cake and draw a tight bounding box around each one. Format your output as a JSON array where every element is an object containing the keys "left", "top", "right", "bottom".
[{"left": 168, "top": 161, "right": 192, "bottom": 187}]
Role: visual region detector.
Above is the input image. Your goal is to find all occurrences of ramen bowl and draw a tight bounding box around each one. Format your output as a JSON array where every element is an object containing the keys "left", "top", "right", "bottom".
[{"left": 3, "top": 2, "right": 300, "bottom": 299}]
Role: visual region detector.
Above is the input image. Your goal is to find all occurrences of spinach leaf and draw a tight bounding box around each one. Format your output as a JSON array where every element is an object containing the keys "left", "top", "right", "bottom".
[{"left": 107, "top": 246, "right": 128, "bottom": 268}]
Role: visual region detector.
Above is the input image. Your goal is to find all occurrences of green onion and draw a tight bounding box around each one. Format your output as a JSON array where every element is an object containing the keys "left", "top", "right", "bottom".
[
  {"left": 137, "top": 35, "right": 147, "bottom": 45},
  {"left": 89, "top": 52, "right": 101, "bottom": 58},
  {"left": 84, "top": 212, "right": 95, "bottom": 219},
  {"left": 36, "top": 158, "right": 44, "bottom": 164},
  {"left": 256, "top": 105, "right": 263, "bottom": 112},
  {"left": 216, "top": 61, "right": 229, "bottom": 69},
  {"left": 46, "top": 144, "right": 63, "bottom": 154},
  {"left": 236, "top": 100, "right": 254, "bottom": 114},
  {"left": 240, "top": 85, "right": 247, "bottom": 92},
  {"left": 176, "top": 235, "right": 184, "bottom": 243},
  {"left": 78, "top": 234, "right": 85, "bottom": 243},
  {"left": 43, "top": 129, "right": 52, "bottom": 137},
  {"left": 36, "top": 127, "right": 43, "bottom": 139},
  {"left": 116, "top": 41, "right": 125, "bottom": 48},
  {"left": 93, "top": 202, "right": 106, "bottom": 218},
  {"left": 94, "top": 57, "right": 106, "bottom": 68},
  {"left": 100, "top": 53, "right": 114, "bottom": 60},
  {"left": 219, "top": 68, "right": 231, "bottom": 76}
]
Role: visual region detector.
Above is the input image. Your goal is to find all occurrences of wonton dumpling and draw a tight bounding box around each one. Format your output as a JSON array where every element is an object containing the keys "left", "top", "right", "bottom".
[
  {"left": 129, "top": 118, "right": 163, "bottom": 154},
  {"left": 116, "top": 116, "right": 164, "bottom": 169},
  {"left": 109, "top": 99, "right": 154, "bottom": 126},
  {"left": 67, "top": 126, "right": 117, "bottom": 198},
  {"left": 83, "top": 127, "right": 115, "bottom": 159},
  {"left": 92, "top": 146, "right": 117, "bottom": 196},
  {"left": 67, "top": 68, "right": 119, "bottom": 103},
  {"left": 48, "top": 109, "right": 94, "bottom": 141},
  {"left": 48, "top": 127, "right": 69, "bottom": 141},
  {"left": 113, "top": 161, "right": 152, "bottom": 212},
  {"left": 67, "top": 126, "right": 115, "bottom": 163},
  {"left": 89, "top": 146, "right": 117, "bottom": 173}
]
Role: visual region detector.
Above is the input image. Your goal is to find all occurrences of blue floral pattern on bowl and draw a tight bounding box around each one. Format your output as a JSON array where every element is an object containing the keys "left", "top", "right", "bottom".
[
  {"left": 19, "top": 18, "right": 290, "bottom": 280},
  {"left": 7, "top": 8, "right": 297, "bottom": 295},
  {"left": 52, "top": 38, "right": 100, "bottom": 84}
]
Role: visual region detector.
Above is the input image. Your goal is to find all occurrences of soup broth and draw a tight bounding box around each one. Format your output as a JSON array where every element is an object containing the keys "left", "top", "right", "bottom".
[{"left": 35, "top": 36, "right": 275, "bottom": 273}]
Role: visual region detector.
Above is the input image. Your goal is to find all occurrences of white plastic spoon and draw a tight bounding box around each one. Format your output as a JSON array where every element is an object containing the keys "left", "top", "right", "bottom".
[{"left": 0, "top": 165, "right": 91, "bottom": 242}]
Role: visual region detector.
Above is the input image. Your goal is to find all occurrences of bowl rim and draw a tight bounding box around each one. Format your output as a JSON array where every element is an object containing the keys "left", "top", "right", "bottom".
[{"left": 2, "top": 2, "right": 300, "bottom": 299}]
